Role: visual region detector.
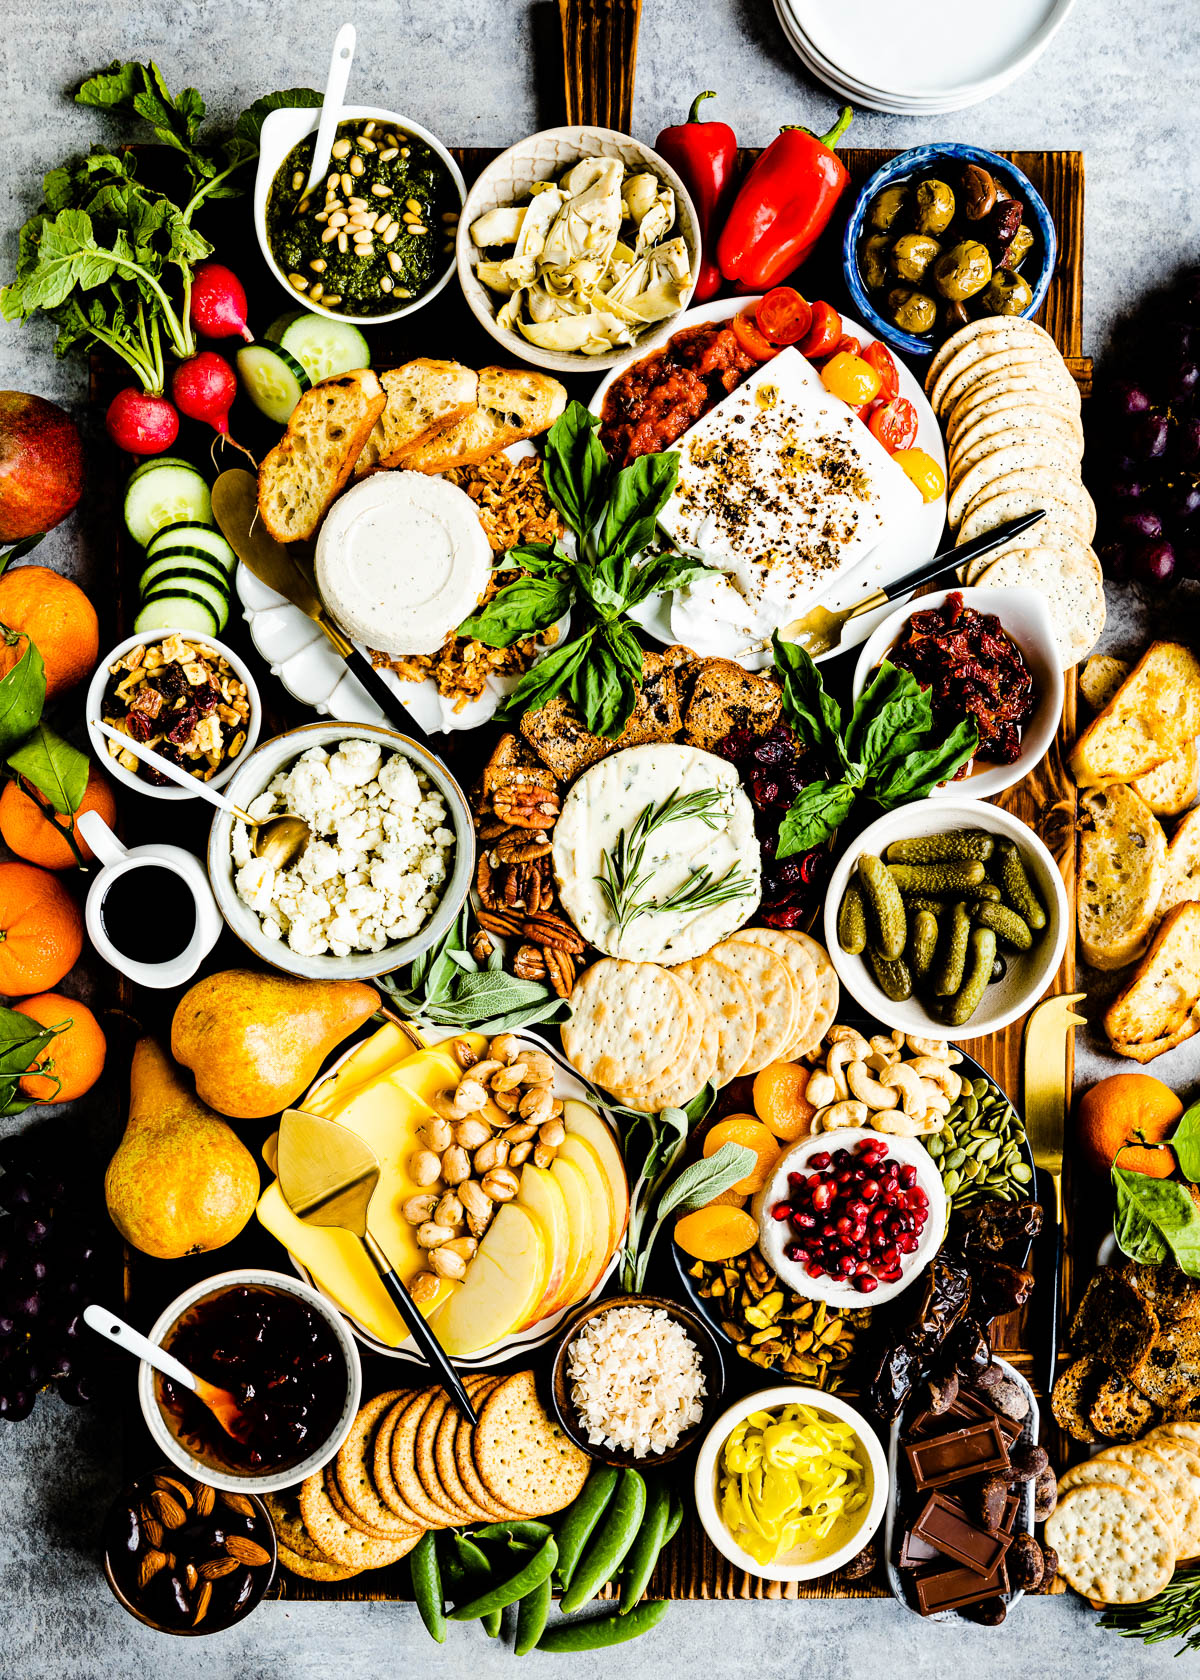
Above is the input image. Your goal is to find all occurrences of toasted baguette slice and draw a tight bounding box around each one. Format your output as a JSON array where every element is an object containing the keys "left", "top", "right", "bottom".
[
  {"left": 1079, "top": 654, "right": 1131, "bottom": 713},
  {"left": 258, "top": 370, "right": 386, "bottom": 543},
  {"left": 1070, "top": 640, "right": 1200, "bottom": 788},
  {"left": 402, "top": 367, "right": 567, "bottom": 472},
  {"left": 1157, "top": 806, "right": 1200, "bottom": 918},
  {"left": 1104, "top": 901, "right": 1200, "bottom": 1062},
  {"left": 1078, "top": 786, "right": 1167, "bottom": 969},
  {"left": 1134, "top": 744, "right": 1200, "bottom": 817},
  {"left": 353, "top": 360, "right": 478, "bottom": 475}
]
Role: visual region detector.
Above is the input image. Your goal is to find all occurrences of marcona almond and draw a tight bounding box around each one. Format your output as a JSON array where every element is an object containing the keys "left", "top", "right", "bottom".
[
  {"left": 533, "top": 1144, "right": 555, "bottom": 1170},
  {"left": 225, "top": 1536, "right": 272, "bottom": 1568},
  {"left": 430, "top": 1246, "right": 467, "bottom": 1280},
  {"left": 199, "top": 1556, "right": 240, "bottom": 1581},
  {"left": 453, "top": 1118, "right": 490, "bottom": 1151},
  {"left": 458, "top": 1179, "right": 491, "bottom": 1219},
  {"left": 474, "top": 1137, "right": 509, "bottom": 1174},
  {"left": 150, "top": 1489, "right": 187, "bottom": 1530},
  {"left": 506, "top": 1121, "right": 537, "bottom": 1144},
  {"left": 441, "top": 1236, "right": 477, "bottom": 1262},
  {"left": 410, "top": 1270, "right": 440, "bottom": 1304},
  {"left": 138, "top": 1550, "right": 167, "bottom": 1589},
  {"left": 402, "top": 1192, "right": 439, "bottom": 1225},
  {"left": 492, "top": 1088, "right": 521, "bottom": 1115},
  {"left": 538, "top": 1119, "right": 566, "bottom": 1148},
  {"left": 481, "top": 1167, "right": 519, "bottom": 1201},
  {"left": 509, "top": 1140, "right": 533, "bottom": 1166},
  {"left": 421, "top": 1117, "right": 454, "bottom": 1152},
  {"left": 220, "top": 1492, "right": 256, "bottom": 1518},
  {"left": 416, "top": 1220, "right": 455, "bottom": 1249},
  {"left": 434, "top": 1191, "right": 464, "bottom": 1227},
  {"left": 441, "top": 1145, "right": 470, "bottom": 1185},
  {"left": 491, "top": 1063, "right": 527, "bottom": 1093},
  {"left": 410, "top": 1148, "right": 442, "bottom": 1186},
  {"left": 193, "top": 1483, "right": 215, "bottom": 1519}
]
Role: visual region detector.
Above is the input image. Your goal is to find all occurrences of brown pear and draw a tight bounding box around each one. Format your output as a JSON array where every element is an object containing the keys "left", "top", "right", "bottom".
[
  {"left": 170, "top": 969, "right": 380, "bottom": 1119},
  {"left": 106, "top": 1038, "right": 259, "bottom": 1259}
]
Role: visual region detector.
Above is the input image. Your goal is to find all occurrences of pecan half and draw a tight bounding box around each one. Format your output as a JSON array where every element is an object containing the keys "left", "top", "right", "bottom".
[
  {"left": 469, "top": 930, "right": 494, "bottom": 963},
  {"left": 521, "top": 912, "right": 585, "bottom": 954},
  {"left": 513, "top": 943, "right": 548, "bottom": 981},
  {"left": 476, "top": 853, "right": 503, "bottom": 910},
  {"left": 544, "top": 947, "right": 576, "bottom": 998},
  {"left": 493, "top": 784, "right": 561, "bottom": 829},
  {"left": 495, "top": 830, "right": 552, "bottom": 863},
  {"left": 476, "top": 908, "right": 525, "bottom": 939}
]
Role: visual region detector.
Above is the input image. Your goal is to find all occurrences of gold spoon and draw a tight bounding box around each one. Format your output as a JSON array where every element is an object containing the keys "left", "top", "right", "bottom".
[
  {"left": 83, "top": 1305, "right": 258, "bottom": 1445},
  {"left": 94, "top": 720, "right": 311, "bottom": 870}
]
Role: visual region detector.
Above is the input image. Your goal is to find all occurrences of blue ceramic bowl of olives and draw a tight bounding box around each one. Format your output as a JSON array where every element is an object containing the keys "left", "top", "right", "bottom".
[{"left": 842, "top": 144, "right": 1056, "bottom": 361}]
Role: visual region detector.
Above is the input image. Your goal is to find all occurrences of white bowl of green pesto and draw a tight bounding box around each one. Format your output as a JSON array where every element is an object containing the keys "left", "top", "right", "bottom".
[{"left": 254, "top": 105, "right": 466, "bottom": 324}]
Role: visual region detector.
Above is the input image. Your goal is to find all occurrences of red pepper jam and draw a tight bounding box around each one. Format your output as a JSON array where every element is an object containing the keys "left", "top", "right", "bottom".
[
  {"left": 156, "top": 1284, "right": 345, "bottom": 1474},
  {"left": 889, "top": 592, "right": 1035, "bottom": 767},
  {"left": 600, "top": 322, "right": 756, "bottom": 466}
]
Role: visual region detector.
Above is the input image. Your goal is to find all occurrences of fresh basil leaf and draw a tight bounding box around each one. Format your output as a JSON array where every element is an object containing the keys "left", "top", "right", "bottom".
[
  {"left": 541, "top": 401, "right": 610, "bottom": 541},
  {"left": 1112, "top": 1166, "right": 1200, "bottom": 1275},
  {"left": 771, "top": 633, "right": 846, "bottom": 767},
  {"left": 8, "top": 724, "right": 88, "bottom": 816},
  {"left": 845, "top": 660, "right": 931, "bottom": 771},
  {"left": 569, "top": 634, "right": 638, "bottom": 738},
  {"left": 603, "top": 617, "right": 646, "bottom": 684},
  {"left": 498, "top": 633, "right": 594, "bottom": 722},
  {"left": 599, "top": 451, "right": 679, "bottom": 560},
  {"left": 498, "top": 541, "right": 573, "bottom": 580},
  {"left": 458, "top": 574, "right": 575, "bottom": 647},
  {"left": 657, "top": 1142, "right": 757, "bottom": 1219},
  {"left": 866, "top": 717, "right": 979, "bottom": 808},
  {"left": 624, "top": 549, "right": 711, "bottom": 607},
  {"left": 0, "top": 634, "right": 45, "bottom": 753},
  {"left": 575, "top": 551, "right": 631, "bottom": 618},
  {"left": 775, "top": 778, "right": 858, "bottom": 857},
  {"left": 1172, "top": 1100, "right": 1200, "bottom": 1183}
]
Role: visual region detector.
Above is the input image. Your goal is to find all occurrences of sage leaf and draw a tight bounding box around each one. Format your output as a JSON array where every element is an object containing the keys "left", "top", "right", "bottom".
[
  {"left": 0, "top": 633, "right": 45, "bottom": 754},
  {"left": 657, "top": 1142, "right": 757, "bottom": 1220},
  {"left": 8, "top": 723, "right": 88, "bottom": 815}
]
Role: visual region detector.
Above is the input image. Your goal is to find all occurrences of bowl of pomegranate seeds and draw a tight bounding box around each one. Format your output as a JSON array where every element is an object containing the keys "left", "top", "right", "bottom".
[
  {"left": 851, "top": 587, "right": 1062, "bottom": 800},
  {"left": 754, "top": 1129, "right": 947, "bottom": 1308}
]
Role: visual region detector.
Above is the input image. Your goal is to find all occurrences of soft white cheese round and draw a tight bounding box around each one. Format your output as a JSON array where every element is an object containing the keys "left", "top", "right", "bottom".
[
  {"left": 315, "top": 471, "right": 491, "bottom": 656},
  {"left": 552, "top": 743, "right": 761, "bottom": 964}
]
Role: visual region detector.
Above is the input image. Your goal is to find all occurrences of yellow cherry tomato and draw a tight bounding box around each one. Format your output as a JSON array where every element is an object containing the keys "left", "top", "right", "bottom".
[
  {"left": 892, "top": 447, "right": 946, "bottom": 503},
  {"left": 819, "top": 352, "right": 882, "bottom": 406}
]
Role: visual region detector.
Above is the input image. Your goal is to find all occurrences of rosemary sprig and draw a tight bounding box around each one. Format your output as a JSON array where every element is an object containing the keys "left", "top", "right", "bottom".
[
  {"left": 594, "top": 787, "right": 754, "bottom": 940},
  {"left": 1102, "top": 1566, "right": 1200, "bottom": 1652}
]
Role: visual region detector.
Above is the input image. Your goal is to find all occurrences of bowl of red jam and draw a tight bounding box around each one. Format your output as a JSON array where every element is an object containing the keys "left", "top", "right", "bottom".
[
  {"left": 137, "top": 1270, "right": 361, "bottom": 1495},
  {"left": 851, "top": 587, "right": 1063, "bottom": 800}
]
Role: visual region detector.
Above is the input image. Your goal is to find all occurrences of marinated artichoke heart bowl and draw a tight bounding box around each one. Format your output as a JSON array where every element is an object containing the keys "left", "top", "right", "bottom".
[{"left": 843, "top": 145, "right": 1056, "bottom": 358}]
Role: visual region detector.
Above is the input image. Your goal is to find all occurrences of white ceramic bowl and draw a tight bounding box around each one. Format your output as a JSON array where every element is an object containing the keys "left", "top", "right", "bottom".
[
  {"left": 253, "top": 105, "right": 465, "bottom": 325},
  {"left": 456, "top": 125, "right": 700, "bottom": 374},
  {"left": 823, "top": 798, "right": 1068, "bottom": 1040},
  {"left": 752, "top": 1127, "right": 947, "bottom": 1308},
  {"left": 136, "top": 1269, "right": 362, "bottom": 1496},
  {"left": 851, "top": 587, "right": 1064, "bottom": 800},
  {"left": 207, "top": 720, "right": 473, "bottom": 980},
  {"left": 694, "top": 1385, "right": 889, "bottom": 1582},
  {"left": 86, "top": 630, "right": 262, "bottom": 803}
]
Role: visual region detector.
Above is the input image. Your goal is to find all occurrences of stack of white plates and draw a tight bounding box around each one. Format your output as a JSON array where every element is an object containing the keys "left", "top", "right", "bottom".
[{"left": 771, "top": 0, "right": 1077, "bottom": 114}]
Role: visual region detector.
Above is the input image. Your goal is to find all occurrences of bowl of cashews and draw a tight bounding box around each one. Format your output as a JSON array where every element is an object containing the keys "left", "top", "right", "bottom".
[{"left": 797, "top": 1024, "right": 965, "bottom": 1139}]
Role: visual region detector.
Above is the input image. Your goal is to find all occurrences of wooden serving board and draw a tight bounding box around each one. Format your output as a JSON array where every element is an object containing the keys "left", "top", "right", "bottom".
[{"left": 104, "top": 144, "right": 1088, "bottom": 1605}]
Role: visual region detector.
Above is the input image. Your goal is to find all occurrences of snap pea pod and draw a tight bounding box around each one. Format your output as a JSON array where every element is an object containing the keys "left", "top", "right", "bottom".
[
  {"left": 944, "top": 926, "right": 997, "bottom": 1026},
  {"left": 886, "top": 830, "right": 994, "bottom": 864},
  {"left": 858, "top": 853, "right": 906, "bottom": 959},
  {"left": 559, "top": 1468, "right": 646, "bottom": 1615},
  {"left": 471, "top": 1520, "right": 552, "bottom": 1547},
  {"left": 449, "top": 1535, "right": 558, "bottom": 1621},
  {"left": 438, "top": 1531, "right": 489, "bottom": 1594},
  {"left": 620, "top": 1477, "right": 671, "bottom": 1613},
  {"left": 537, "top": 1599, "right": 670, "bottom": 1650},
  {"left": 482, "top": 1610, "right": 502, "bottom": 1638},
  {"left": 514, "top": 1574, "right": 552, "bottom": 1656},
  {"left": 932, "top": 900, "right": 971, "bottom": 996},
  {"left": 410, "top": 1531, "right": 445, "bottom": 1644},
  {"left": 661, "top": 1490, "right": 684, "bottom": 1547},
  {"left": 994, "top": 837, "right": 1047, "bottom": 929},
  {"left": 552, "top": 1466, "right": 619, "bottom": 1591}
]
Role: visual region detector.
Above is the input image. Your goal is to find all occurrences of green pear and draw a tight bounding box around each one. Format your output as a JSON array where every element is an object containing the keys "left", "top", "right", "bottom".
[
  {"left": 170, "top": 969, "right": 380, "bottom": 1119},
  {"left": 106, "top": 1038, "right": 259, "bottom": 1259}
]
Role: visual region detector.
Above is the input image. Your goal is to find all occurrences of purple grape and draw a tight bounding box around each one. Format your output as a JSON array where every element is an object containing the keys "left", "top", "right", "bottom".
[
  {"left": 1135, "top": 539, "right": 1177, "bottom": 588},
  {"left": 59, "top": 1373, "right": 92, "bottom": 1406},
  {"left": 1109, "top": 471, "right": 1149, "bottom": 504},
  {"left": 18, "top": 1216, "right": 49, "bottom": 1247},
  {"left": 1119, "top": 509, "right": 1165, "bottom": 542},
  {"left": 1176, "top": 415, "right": 1200, "bottom": 470},
  {"left": 0, "top": 1389, "right": 33, "bottom": 1421},
  {"left": 1099, "top": 539, "right": 1130, "bottom": 580},
  {"left": 0, "top": 1316, "right": 14, "bottom": 1340},
  {"left": 1166, "top": 480, "right": 1200, "bottom": 524},
  {"left": 1170, "top": 362, "right": 1200, "bottom": 405},
  {"left": 1, "top": 1178, "right": 33, "bottom": 1211},
  {"left": 1129, "top": 411, "right": 1171, "bottom": 460},
  {"left": 1111, "top": 378, "right": 1153, "bottom": 419},
  {"left": 11, "top": 1293, "right": 39, "bottom": 1323}
]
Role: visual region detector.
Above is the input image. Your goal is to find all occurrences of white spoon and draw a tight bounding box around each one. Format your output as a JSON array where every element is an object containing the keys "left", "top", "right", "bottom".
[
  {"left": 83, "top": 1304, "right": 254, "bottom": 1444},
  {"left": 305, "top": 22, "right": 357, "bottom": 196}
]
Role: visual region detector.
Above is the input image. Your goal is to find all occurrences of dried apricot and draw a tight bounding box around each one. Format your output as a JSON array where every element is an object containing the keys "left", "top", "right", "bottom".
[
  {"left": 752, "top": 1062, "right": 817, "bottom": 1141},
  {"left": 705, "top": 1186, "right": 749, "bottom": 1210},
  {"left": 702, "top": 1114, "right": 781, "bottom": 1194},
  {"left": 673, "top": 1204, "right": 758, "bottom": 1262}
]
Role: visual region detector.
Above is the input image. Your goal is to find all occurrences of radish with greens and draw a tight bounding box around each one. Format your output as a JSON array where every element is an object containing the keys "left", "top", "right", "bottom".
[
  {"left": 105, "top": 390, "right": 180, "bottom": 456},
  {"left": 190, "top": 262, "right": 253, "bottom": 344},
  {"left": 171, "top": 353, "right": 238, "bottom": 438}
]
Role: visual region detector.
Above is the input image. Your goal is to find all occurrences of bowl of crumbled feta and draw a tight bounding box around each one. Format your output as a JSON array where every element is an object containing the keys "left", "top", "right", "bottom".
[
  {"left": 207, "top": 722, "right": 473, "bottom": 978},
  {"left": 549, "top": 1295, "right": 724, "bottom": 1467}
]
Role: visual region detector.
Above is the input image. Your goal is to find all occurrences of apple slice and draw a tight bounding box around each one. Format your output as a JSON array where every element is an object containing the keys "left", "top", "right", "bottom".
[
  {"left": 557, "top": 1135, "right": 615, "bottom": 1300},
  {"left": 549, "top": 1155, "right": 595, "bottom": 1310},
  {"left": 516, "top": 1164, "right": 570, "bottom": 1326},
  {"left": 427, "top": 1201, "right": 546, "bottom": 1356},
  {"left": 562, "top": 1100, "right": 630, "bottom": 1242}
]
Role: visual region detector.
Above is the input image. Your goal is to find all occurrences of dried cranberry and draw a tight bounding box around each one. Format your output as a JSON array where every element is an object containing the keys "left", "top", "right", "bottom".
[
  {"left": 166, "top": 706, "right": 199, "bottom": 744},
  {"left": 148, "top": 662, "right": 188, "bottom": 699},
  {"left": 126, "top": 712, "right": 154, "bottom": 742},
  {"left": 192, "top": 683, "right": 220, "bottom": 715}
]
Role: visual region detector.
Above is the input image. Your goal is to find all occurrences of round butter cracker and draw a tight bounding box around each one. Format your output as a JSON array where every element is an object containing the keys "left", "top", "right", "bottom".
[
  {"left": 298, "top": 1469, "right": 421, "bottom": 1571},
  {"left": 334, "top": 1389, "right": 420, "bottom": 1539},
  {"left": 562, "top": 959, "right": 690, "bottom": 1097},
  {"left": 473, "top": 1370, "right": 590, "bottom": 1517},
  {"left": 674, "top": 955, "right": 755, "bottom": 1086},
  {"left": 1044, "top": 1480, "right": 1175, "bottom": 1605},
  {"left": 708, "top": 937, "right": 797, "bottom": 1073}
]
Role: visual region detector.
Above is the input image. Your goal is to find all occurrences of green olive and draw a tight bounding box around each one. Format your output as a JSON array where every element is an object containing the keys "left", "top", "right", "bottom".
[
  {"left": 860, "top": 233, "right": 891, "bottom": 291},
  {"left": 887, "top": 287, "right": 937, "bottom": 335},
  {"left": 914, "top": 178, "right": 955, "bottom": 236},
  {"left": 981, "top": 269, "right": 1034, "bottom": 316},
  {"left": 932, "top": 239, "right": 994, "bottom": 302},
  {"left": 869, "top": 184, "right": 909, "bottom": 232},
  {"left": 1004, "top": 224, "right": 1035, "bottom": 272},
  {"left": 890, "top": 233, "right": 941, "bottom": 284}
]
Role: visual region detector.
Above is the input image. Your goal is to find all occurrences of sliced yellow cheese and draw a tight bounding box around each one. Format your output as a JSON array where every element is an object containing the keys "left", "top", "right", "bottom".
[{"left": 303, "top": 1021, "right": 420, "bottom": 1116}]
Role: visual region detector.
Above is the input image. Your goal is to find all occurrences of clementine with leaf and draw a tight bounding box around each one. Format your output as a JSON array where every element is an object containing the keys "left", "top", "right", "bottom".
[
  {"left": 0, "top": 566, "right": 98, "bottom": 698},
  {"left": 13, "top": 992, "right": 106, "bottom": 1102},
  {"left": 0, "top": 765, "right": 116, "bottom": 869},
  {"left": 1077, "top": 1073, "right": 1181, "bottom": 1178}
]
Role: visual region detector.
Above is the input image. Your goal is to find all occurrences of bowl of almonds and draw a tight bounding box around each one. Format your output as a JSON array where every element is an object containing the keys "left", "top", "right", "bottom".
[{"left": 103, "top": 1467, "right": 277, "bottom": 1635}]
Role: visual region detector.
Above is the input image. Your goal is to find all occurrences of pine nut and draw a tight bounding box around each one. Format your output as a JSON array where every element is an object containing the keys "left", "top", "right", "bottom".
[
  {"left": 371, "top": 183, "right": 392, "bottom": 197},
  {"left": 374, "top": 214, "right": 392, "bottom": 233},
  {"left": 288, "top": 273, "right": 308, "bottom": 291},
  {"left": 399, "top": 146, "right": 410, "bottom": 158},
  {"left": 394, "top": 286, "right": 412, "bottom": 297},
  {"left": 291, "top": 170, "right": 305, "bottom": 191},
  {"left": 363, "top": 120, "right": 376, "bottom": 136},
  {"left": 347, "top": 214, "right": 370, "bottom": 230},
  {"left": 321, "top": 226, "right": 338, "bottom": 243},
  {"left": 348, "top": 196, "right": 368, "bottom": 210},
  {"left": 349, "top": 154, "right": 364, "bottom": 176},
  {"left": 380, "top": 146, "right": 398, "bottom": 161},
  {"left": 382, "top": 224, "right": 399, "bottom": 244},
  {"left": 409, "top": 224, "right": 428, "bottom": 236},
  {"left": 337, "top": 232, "right": 348, "bottom": 254},
  {"left": 380, "top": 275, "right": 394, "bottom": 293},
  {"left": 341, "top": 171, "right": 353, "bottom": 195},
  {"left": 359, "top": 136, "right": 377, "bottom": 153},
  {"left": 323, "top": 294, "right": 342, "bottom": 307},
  {"left": 326, "top": 172, "right": 339, "bottom": 190},
  {"left": 354, "top": 241, "right": 374, "bottom": 255},
  {"left": 331, "top": 137, "right": 351, "bottom": 160},
  {"left": 309, "top": 257, "right": 326, "bottom": 272},
  {"left": 309, "top": 282, "right": 324, "bottom": 300},
  {"left": 441, "top": 210, "right": 460, "bottom": 223},
  {"left": 405, "top": 197, "right": 423, "bottom": 216},
  {"left": 387, "top": 250, "right": 403, "bottom": 272},
  {"left": 314, "top": 211, "right": 329, "bottom": 223},
  {"left": 327, "top": 211, "right": 348, "bottom": 228}
]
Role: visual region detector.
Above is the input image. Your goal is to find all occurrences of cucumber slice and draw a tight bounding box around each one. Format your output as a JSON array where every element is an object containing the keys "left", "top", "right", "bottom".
[
  {"left": 143, "top": 574, "right": 229, "bottom": 632},
  {"left": 134, "top": 595, "right": 220, "bottom": 638},
  {"left": 125, "top": 453, "right": 201, "bottom": 488},
  {"left": 124, "top": 463, "right": 212, "bottom": 548},
  {"left": 275, "top": 312, "right": 371, "bottom": 382},
  {"left": 237, "top": 342, "right": 311, "bottom": 424},
  {"left": 139, "top": 552, "right": 231, "bottom": 598},
  {"left": 145, "top": 523, "right": 237, "bottom": 572}
]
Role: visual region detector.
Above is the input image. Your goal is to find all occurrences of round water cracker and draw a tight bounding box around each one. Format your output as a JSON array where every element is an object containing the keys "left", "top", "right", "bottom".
[
  {"left": 335, "top": 1389, "right": 419, "bottom": 1538},
  {"left": 925, "top": 315, "right": 1057, "bottom": 395},
  {"left": 707, "top": 937, "right": 797, "bottom": 1074},
  {"left": 325, "top": 1463, "right": 418, "bottom": 1542},
  {"left": 474, "top": 1370, "right": 590, "bottom": 1516},
  {"left": 950, "top": 405, "right": 1084, "bottom": 474},
  {"left": 277, "top": 1539, "right": 362, "bottom": 1582},
  {"left": 949, "top": 426, "right": 1083, "bottom": 492},
  {"left": 1152, "top": 1421, "right": 1200, "bottom": 1452},
  {"left": 1102, "top": 1441, "right": 1200, "bottom": 1557},
  {"left": 948, "top": 386, "right": 1083, "bottom": 450},
  {"left": 975, "top": 544, "right": 1105, "bottom": 668},
  {"left": 1058, "top": 1458, "right": 1177, "bottom": 1542},
  {"left": 938, "top": 346, "right": 1079, "bottom": 418},
  {"left": 674, "top": 955, "right": 755, "bottom": 1087},
  {"left": 961, "top": 519, "right": 1089, "bottom": 585},
  {"left": 948, "top": 437, "right": 1084, "bottom": 519},
  {"left": 391, "top": 1391, "right": 465, "bottom": 1528},
  {"left": 416, "top": 1392, "right": 481, "bottom": 1524},
  {"left": 956, "top": 482, "right": 1092, "bottom": 548},
  {"left": 1044, "top": 1480, "right": 1175, "bottom": 1604},
  {"left": 931, "top": 333, "right": 1067, "bottom": 413},
  {"left": 960, "top": 468, "right": 1095, "bottom": 542},
  {"left": 562, "top": 960, "right": 690, "bottom": 1096},
  {"left": 373, "top": 1393, "right": 436, "bottom": 1529},
  {"left": 298, "top": 1469, "right": 421, "bottom": 1571},
  {"left": 785, "top": 934, "right": 839, "bottom": 1058},
  {"left": 644, "top": 983, "right": 721, "bottom": 1108},
  {"left": 605, "top": 970, "right": 707, "bottom": 1111},
  {"left": 949, "top": 362, "right": 1082, "bottom": 429},
  {"left": 454, "top": 1374, "right": 530, "bottom": 1521},
  {"left": 733, "top": 927, "right": 817, "bottom": 1053}
]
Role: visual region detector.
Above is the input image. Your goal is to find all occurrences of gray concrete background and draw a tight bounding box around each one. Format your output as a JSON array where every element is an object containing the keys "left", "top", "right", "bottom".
[{"left": 0, "top": 1, "right": 1197, "bottom": 1673}]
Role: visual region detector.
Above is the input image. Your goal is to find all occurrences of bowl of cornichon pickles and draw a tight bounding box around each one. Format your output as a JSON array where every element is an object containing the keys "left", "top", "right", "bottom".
[{"left": 822, "top": 800, "right": 1068, "bottom": 1040}]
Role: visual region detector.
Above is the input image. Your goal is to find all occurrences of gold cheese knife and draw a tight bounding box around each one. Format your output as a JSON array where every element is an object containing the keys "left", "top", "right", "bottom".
[
  {"left": 210, "top": 469, "right": 436, "bottom": 750},
  {"left": 1022, "top": 991, "right": 1087, "bottom": 1397},
  {"left": 275, "top": 1107, "right": 478, "bottom": 1424}
]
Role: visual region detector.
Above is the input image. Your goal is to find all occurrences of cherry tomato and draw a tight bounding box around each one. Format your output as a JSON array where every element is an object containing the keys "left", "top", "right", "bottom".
[
  {"left": 893, "top": 447, "right": 946, "bottom": 502},
  {"left": 832, "top": 334, "right": 863, "bottom": 359},
  {"left": 756, "top": 287, "right": 813, "bottom": 346},
  {"left": 731, "top": 309, "right": 779, "bottom": 362},
  {"left": 867, "top": 396, "right": 920, "bottom": 453},
  {"left": 797, "top": 300, "right": 842, "bottom": 360},
  {"left": 820, "top": 352, "right": 883, "bottom": 407},
  {"left": 863, "top": 341, "right": 899, "bottom": 403}
]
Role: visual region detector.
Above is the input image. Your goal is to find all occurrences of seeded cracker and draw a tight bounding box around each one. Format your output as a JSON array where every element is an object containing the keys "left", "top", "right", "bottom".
[
  {"left": 373, "top": 1392, "right": 435, "bottom": 1529},
  {"left": 266, "top": 1487, "right": 362, "bottom": 1580},
  {"left": 391, "top": 1391, "right": 465, "bottom": 1528},
  {"left": 454, "top": 1374, "right": 529, "bottom": 1520},
  {"left": 324, "top": 1464, "right": 410, "bottom": 1541},
  {"left": 415, "top": 1393, "right": 479, "bottom": 1524},
  {"left": 474, "top": 1370, "right": 590, "bottom": 1515},
  {"left": 1044, "top": 1481, "right": 1175, "bottom": 1604}
]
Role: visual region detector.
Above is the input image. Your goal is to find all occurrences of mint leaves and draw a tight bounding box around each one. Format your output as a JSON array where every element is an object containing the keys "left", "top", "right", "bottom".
[{"left": 772, "top": 635, "right": 978, "bottom": 856}]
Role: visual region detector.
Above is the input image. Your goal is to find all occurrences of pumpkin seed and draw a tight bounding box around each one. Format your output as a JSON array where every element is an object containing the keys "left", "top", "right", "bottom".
[
  {"left": 1011, "top": 1162, "right": 1033, "bottom": 1183},
  {"left": 943, "top": 1168, "right": 961, "bottom": 1196}
]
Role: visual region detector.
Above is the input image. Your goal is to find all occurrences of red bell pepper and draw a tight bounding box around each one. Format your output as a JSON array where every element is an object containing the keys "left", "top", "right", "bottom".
[
  {"left": 717, "top": 105, "right": 854, "bottom": 291},
  {"left": 656, "top": 91, "right": 737, "bottom": 302}
]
